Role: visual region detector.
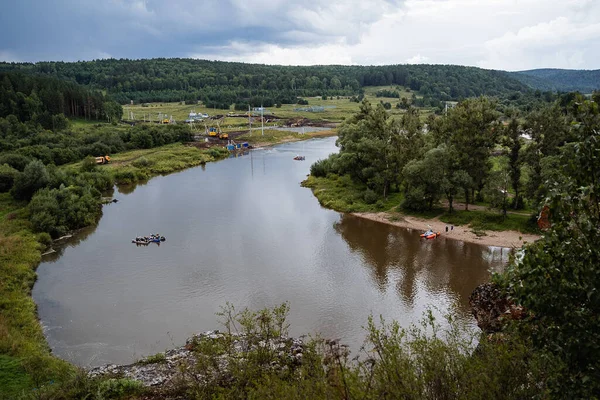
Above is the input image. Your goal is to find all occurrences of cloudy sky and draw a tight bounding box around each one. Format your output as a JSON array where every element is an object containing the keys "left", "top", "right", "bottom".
[{"left": 1, "top": 0, "right": 599, "bottom": 71}]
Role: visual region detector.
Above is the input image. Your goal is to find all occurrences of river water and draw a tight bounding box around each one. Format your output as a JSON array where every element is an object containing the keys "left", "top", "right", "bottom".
[{"left": 32, "top": 137, "right": 508, "bottom": 367}]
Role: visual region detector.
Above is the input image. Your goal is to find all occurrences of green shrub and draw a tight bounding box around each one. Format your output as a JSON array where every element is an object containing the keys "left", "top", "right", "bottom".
[
  {"left": 132, "top": 156, "right": 153, "bottom": 168},
  {"left": 0, "top": 164, "right": 19, "bottom": 192},
  {"left": 363, "top": 189, "right": 378, "bottom": 204},
  {"left": 10, "top": 160, "right": 50, "bottom": 201},
  {"left": 80, "top": 156, "right": 98, "bottom": 173},
  {"left": 96, "top": 378, "right": 144, "bottom": 399},
  {"left": 36, "top": 232, "right": 52, "bottom": 248},
  {"left": 138, "top": 352, "right": 166, "bottom": 365},
  {"left": 310, "top": 157, "right": 337, "bottom": 178}
]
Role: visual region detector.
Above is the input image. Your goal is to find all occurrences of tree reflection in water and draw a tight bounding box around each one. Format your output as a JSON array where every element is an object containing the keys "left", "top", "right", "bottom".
[{"left": 333, "top": 214, "right": 508, "bottom": 312}]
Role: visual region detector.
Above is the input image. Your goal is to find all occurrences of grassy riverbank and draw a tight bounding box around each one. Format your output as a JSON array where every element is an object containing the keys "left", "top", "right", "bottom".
[
  {"left": 0, "top": 194, "right": 75, "bottom": 398},
  {"left": 302, "top": 175, "right": 538, "bottom": 237},
  {"left": 237, "top": 128, "right": 336, "bottom": 147}
]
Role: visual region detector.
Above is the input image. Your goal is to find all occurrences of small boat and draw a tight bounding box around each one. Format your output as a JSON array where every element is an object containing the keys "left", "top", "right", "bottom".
[
  {"left": 293, "top": 155, "right": 305, "bottom": 161},
  {"left": 132, "top": 234, "right": 166, "bottom": 245},
  {"left": 420, "top": 229, "right": 440, "bottom": 239}
]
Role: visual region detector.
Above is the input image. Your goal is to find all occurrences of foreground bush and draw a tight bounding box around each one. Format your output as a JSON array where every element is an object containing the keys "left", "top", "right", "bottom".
[{"left": 153, "top": 304, "right": 557, "bottom": 400}]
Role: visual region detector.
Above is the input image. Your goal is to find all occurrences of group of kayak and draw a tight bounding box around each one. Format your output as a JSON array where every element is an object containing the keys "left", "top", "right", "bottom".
[{"left": 132, "top": 234, "right": 166, "bottom": 245}]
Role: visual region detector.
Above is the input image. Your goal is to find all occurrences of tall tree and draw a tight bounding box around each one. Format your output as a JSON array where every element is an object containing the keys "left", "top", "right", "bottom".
[
  {"left": 442, "top": 97, "right": 499, "bottom": 209},
  {"left": 503, "top": 113, "right": 523, "bottom": 209}
]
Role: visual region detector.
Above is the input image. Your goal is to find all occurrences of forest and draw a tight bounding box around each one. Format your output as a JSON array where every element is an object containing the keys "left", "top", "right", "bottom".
[
  {"left": 511, "top": 68, "right": 600, "bottom": 93},
  {"left": 1, "top": 59, "right": 541, "bottom": 109}
]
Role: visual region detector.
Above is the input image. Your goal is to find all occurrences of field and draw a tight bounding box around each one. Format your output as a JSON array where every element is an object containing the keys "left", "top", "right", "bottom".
[{"left": 121, "top": 85, "right": 435, "bottom": 132}]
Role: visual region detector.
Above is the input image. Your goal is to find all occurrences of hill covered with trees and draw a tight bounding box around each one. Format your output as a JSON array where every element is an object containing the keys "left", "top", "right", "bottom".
[
  {"left": 510, "top": 68, "right": 600, "bottom": 93},
  {"left": 0, "top": 59, "right": 531, "bottom": 108}
]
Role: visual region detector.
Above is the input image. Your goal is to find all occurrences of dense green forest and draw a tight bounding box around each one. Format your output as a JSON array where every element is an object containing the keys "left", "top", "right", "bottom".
[
  {"left": 0, "top": 59, "right": 534, "bottom": 109},
  {"left": 511, "top": 68, "right": 600, "bottom": 93},
  {"left": 0, "top": 72, "right": 122, "bottom": 128}
]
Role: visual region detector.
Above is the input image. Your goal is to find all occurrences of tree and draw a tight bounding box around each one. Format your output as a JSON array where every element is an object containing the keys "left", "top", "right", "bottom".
[
  {"left": 496, "top": 100, "right": 600, "bottom": 397},
  {"left": 503, "top": 115, "right": 523, "bottom": 209},
  {"left": 435, "top": 97, "right": 499, "bottom": 209},
  {"left": 10, "top": 159, "right": 50, "bottom": 200},
  {"left": 402, "top": 147, "right": 446, "bottom": 211},
  {"left": 522, "top": 104, "right": 570, "bottom": 206},
  {"left": 483, "top": 159, "right": 510, "bottom": 218}
]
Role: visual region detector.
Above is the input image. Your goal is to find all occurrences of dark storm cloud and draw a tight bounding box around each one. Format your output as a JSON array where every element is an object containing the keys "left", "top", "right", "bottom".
[{"left": 0, "top": 0, "right": 399, "bottom": 61}]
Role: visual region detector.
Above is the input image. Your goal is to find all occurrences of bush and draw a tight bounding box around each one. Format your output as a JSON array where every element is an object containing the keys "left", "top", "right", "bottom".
[
  {"left": 363, "top": 189, "right": 378, "bottom": 204},
  {"left": 80, "top": 156, "right": 97, "bottom": 173},
  {"left": 132, "top": 156, "right": 153, "bottom": 168},
  {"left": 0, "top": 153, "right": 31, "bottom": 171},
  {"left": 0, "top": 164, "right": 19, "bottom": 192},
  {"left": 10, "top": 160, "right": 50, "bottom": 200},
  {"left": 310, "top": 157, "right": 337, "bottom": 178},
  {"left": 37, "top": 232, "right": 53, "bottom": 248},
  {"left": 29, "top": 186, "right": 102, "bottom": 238}
]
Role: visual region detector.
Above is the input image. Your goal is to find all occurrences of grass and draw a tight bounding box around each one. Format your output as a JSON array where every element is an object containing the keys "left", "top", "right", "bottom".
[
  {"left": 237, "top": 128, "right": 336, "bottom": 146},
  {"left": 302, "top": 174, "right": 403, "bottom": 213},
  {"left": 121, "top": 88, "right": 435, "bottom": 128},
  {"left": 0, "top": 355, "right": 32, "bottom": 398},
  {"left": 62, "top": 143, "right": 230, "bottom": 185},
  {"left": 438, "top": 209, "right": 537, "bottom": 234},
  {"left": 0, "top": 194, "right": 75, "bottom": 397}
]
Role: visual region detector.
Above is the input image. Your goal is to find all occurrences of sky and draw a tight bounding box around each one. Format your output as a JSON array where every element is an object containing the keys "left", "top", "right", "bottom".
[{"left": 1, "top": 0, "right": 599, "bottom": 71}]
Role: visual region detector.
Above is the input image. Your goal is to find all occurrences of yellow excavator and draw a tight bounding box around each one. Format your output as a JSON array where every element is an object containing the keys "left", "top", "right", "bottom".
[
  {"left": 95, "top": 155, "right": 111, "bottom": 165},
  {"left": 217, "top": 119, "right": 228, "bottom": 139}
]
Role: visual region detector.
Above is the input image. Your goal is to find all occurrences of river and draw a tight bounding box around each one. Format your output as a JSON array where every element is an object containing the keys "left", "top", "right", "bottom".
[{"left": 32, "top": 136, "right": 508, "bottom": 367}]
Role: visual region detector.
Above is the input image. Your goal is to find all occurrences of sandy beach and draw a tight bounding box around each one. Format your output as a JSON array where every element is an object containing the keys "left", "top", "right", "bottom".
[{"left": 353, "top": 212, "right": 541, "bottom": 248}]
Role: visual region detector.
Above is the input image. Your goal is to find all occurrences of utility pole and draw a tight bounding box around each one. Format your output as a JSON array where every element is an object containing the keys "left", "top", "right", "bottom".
[{"left": 261, "top": 104, "right": 264, "bottom": 136}]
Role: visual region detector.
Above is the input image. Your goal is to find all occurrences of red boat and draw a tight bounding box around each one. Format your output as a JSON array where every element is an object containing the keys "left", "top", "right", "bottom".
[{"left": 420, "top": 229, "right": 440, "bottom": 239}]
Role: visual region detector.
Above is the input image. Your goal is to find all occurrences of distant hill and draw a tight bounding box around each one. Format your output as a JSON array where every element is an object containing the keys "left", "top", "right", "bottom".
[
  {"left": 510, "top": 69, "right": 600, "bottom": 93},
  {"left": 0, "top": 59, "right": 529, "bottom": 107}
]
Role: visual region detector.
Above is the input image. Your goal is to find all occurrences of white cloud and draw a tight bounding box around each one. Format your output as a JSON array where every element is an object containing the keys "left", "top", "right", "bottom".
[
  {"left": 188, "top": 0, "right": 600, "bottom": 69},
  {"left": 190, "top": 42, "right": 354, "bottom": 66},
  {"left": 3, "top": 0, "right": 600, "bottom": 70},
  {"left": 406, "top": 54, "right": 429, "bottom": 64},
  {"left": 480, "top": 14, "right": 600, "bottom": 70}
]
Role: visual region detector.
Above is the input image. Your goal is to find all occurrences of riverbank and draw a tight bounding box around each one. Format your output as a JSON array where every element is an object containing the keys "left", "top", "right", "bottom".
[
  {"left": 354, "top": 212, "right": 540, "bottom": 248},
  {"left": 303, "top": 174, "right": 540, "bottom": 248},
  {"left": 237, "top": 128, "right": 337, "bottom": 148}
]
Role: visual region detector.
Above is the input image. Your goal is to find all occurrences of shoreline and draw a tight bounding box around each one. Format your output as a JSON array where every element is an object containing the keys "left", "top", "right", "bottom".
[
  {"left": 239, "top": 129, "right": 337, "bottom": 148},
  {"left": 353, "top": 211, "right": 541, "bottom": 248}
]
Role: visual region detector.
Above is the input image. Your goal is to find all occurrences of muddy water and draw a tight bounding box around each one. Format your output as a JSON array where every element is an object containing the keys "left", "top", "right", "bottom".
[{"left": 32, "top": 137, "right": 508, "bottom": 367}]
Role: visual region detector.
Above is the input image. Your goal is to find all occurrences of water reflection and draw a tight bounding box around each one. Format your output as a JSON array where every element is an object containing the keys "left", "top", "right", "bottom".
[
  {"left": 334, "top": 214, "right": 507, "bottom": 311},
  {"left": 42, "top": 225, "right": 99, "bottom": 263}
]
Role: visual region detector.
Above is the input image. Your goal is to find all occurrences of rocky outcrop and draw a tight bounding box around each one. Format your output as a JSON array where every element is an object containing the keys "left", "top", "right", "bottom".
[
  {"left": 88, "top": 330, "right": 305, "bottom": 388},
  {"left": 469, "top": 283, "right": 526, "bottom": 333}
]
